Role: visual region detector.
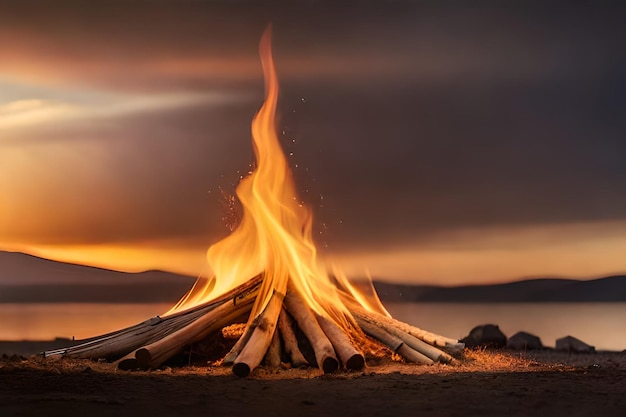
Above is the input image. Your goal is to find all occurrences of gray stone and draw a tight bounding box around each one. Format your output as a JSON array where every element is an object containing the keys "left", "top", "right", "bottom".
[
  {"left": 507, "top": 331, "right": 543, "bottom": 350},
  {"left": 556, "top": 335, "right": 595, "bottom": 353},
  {"left": 461, "top": 324, "right": 507, "bottom": 348}
]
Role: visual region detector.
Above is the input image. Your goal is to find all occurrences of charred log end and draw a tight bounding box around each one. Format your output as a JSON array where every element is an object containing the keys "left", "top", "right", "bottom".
[
  {"left": 232, "top": 362, "right": 251, "bottom": 377},
  {"left": 321, "top": 356, "right": 339, "bottom": 374},
  {"left": 118, "top": 358, "right": 139, "bottom": 371},
  {"left": 135, "top": 348, "right": 152, "bottom": 369},
  {"left": 345, "top": 353, "right": 365, "bottom": 371}
]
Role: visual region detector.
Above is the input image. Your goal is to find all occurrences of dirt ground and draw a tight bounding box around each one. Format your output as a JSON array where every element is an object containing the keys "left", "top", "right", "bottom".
[{"left": 1, "top": 349, "right": 624, "bottom": 417}]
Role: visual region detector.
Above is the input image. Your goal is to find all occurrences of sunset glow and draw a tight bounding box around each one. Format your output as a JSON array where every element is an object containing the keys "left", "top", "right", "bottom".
[
  {"left": 4, "top": 220, "right": 626, "bottom": 286},
  {"left": 1, "top": 2, "right": 625, "bottom": 287}
]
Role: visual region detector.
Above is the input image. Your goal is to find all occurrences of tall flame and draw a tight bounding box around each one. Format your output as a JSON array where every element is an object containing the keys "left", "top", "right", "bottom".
[{"left": 168, "top": 27, "right": 352, "bottom": 325}]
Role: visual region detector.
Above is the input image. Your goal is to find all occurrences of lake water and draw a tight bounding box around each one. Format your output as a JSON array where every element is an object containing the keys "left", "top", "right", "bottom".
[
  {"left": 1, "top": 302, "right": 625, "bottom": 351},
  {"left": 0, "top": 303, "right": 172, "bottom": 341}
]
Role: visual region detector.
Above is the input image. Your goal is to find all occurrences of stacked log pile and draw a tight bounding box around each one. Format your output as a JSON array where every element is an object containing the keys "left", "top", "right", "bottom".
[{"left": 44, "top": 274, "right": 464, "bottom": 376}]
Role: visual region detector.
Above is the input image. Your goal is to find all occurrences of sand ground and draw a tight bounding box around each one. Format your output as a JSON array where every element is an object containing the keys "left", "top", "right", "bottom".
[{"left": 1, "top": 347, "right": 624, "bottom": 417}]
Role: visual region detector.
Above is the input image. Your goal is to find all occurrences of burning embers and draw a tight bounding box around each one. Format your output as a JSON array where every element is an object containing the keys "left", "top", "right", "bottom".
[{"left": 44, "top": 28, "right": 464, "bottom": 376}]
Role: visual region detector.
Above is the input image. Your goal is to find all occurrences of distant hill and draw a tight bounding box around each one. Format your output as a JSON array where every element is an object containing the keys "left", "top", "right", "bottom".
[
  {"left": 2, "top": 251, "right": 625, "bottom": 303},
  {"left": 0, "top": 251, "right": 196, "bottom": 303},
  {"left": 374, "top": 276, "right": 626, "bottom": 303}
]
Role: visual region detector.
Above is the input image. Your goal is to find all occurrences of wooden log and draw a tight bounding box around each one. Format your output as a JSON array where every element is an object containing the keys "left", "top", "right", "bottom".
[
  {"left": 357, "top": 319, "right": 433, "bottom": 365},
  {"left": 133, "top": 303, "right": 253, "bottom": 369},
  {"left": 394, "top": 328, "right": 454, "bottom": 363},
  {"left": 284, "top": 291, "right": 339, "bottom": 373},
  {"left": 358, "top": 319, "right": 401, "bottom": 351},
  {"left": 44, "top": 316, "right": 165, "bottom": 359},
  {"left": 45, "top": 275, "right": 263, "bottom": 360},
  {"left": 48, "top": 310, "right": 214, "bottom": 360},
  {"left": 134, "top": 309, "right": 250, "bottom": 369},
  {"left": 224, "top": 275, "right": 282, "bottom": 365},
  {"left": 353, "top": 310, "right": 452, "bottom": 363},
  {"left": 127, "top": 281, "right": 259, "bottom": 369},
  {"left": 316, "top": 314, "right": 365, "bottom": 370},
  {"left": 397, "top": 344, "right": 433, "bottom": 365},
  {"left": 116, "top": 352, "right": 139, "bottom": 371},
  {"left": 388, "top": 319, "right": 463, "bottom": 353},
  {"left": 277, "top": 309, "right": 308, "bottom": 367},
  {"left": 264, "top": 325, "right": 282, "bottom": 368},
  {"left": 345, "top": 300, "right": 464, "bottom": 353},
  {"left": 232, "top": 291, "right": 284, "bottom": 377},
  {"left": 223, "top": 322, "right": 255, "bottom": 365}
]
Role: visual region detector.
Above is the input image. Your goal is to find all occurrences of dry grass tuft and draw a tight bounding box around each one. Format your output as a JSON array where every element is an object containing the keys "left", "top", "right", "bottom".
[{"left": 458, "top": 348, "right": 543, "bottom": 372}]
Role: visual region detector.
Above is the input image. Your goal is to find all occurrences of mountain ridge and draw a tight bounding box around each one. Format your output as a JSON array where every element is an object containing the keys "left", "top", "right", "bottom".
[
  {"left": 0, "top": 250, "right": 196, "bottom": 302},
  {"left": 1, "top": 251, "right": 625, "bottom": 303},
  {"left": 0, "top": 250, "right": 197, "bottom": 285},
  {"left": 373, "top": 275, "right": 626, "bottom": 302}
]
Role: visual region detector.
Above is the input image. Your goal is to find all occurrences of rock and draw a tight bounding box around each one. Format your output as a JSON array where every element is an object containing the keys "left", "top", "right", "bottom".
[
  {"left": 461, "top": 324, "right": 507, "bottom": 348},
  {"left": 507, "top": 331, "right": 543, "bottom": 350},
  {"left": 556, "top": 336, "right": 595, "bottom": 353}
]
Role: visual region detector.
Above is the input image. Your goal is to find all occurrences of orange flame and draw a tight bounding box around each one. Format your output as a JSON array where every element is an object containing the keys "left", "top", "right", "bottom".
[{"left": 167, "top": 27, "right": 355, "bottom": 326}]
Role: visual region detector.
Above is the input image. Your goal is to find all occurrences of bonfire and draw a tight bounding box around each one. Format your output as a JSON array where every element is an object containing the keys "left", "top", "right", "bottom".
[{"left": 45, "top": 28, "right": 464, "bottom": 377}]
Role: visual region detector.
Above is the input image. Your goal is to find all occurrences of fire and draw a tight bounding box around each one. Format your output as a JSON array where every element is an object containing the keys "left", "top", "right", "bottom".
[
  {"left": 167, "top": 27, "right": 364, "bottom": 329},
  {"left": 42, "top": 27, "right": 463, "bottom": 373}
]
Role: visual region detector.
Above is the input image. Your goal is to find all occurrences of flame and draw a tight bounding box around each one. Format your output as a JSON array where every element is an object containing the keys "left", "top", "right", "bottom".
[
  {"left": 333, "top": 266, "right": 391, "bottom": 318},
  {"left": 167, "top": 27, "right": 354, "bottom": 327}
]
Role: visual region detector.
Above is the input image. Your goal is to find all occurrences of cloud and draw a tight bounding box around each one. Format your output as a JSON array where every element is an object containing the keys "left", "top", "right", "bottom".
[
  {"left": 1, "top": 1, "right": 622, "bottom": 95},
  {"left": 1, "top": 1, "right": 625, "bottom": 282},
  {"left": 0, "top": 99, "right": 78, "bottom": 129},
  {"left": 0, "top": 89, "right": 250, "bottom": 134},
  {"left": 332, "top": 220, "right": 626, "bottom": 284}
]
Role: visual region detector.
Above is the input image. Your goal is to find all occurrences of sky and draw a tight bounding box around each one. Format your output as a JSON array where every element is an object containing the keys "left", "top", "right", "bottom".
[{"left": 1, "top": 0, "right": 626, "bottom": 285}]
